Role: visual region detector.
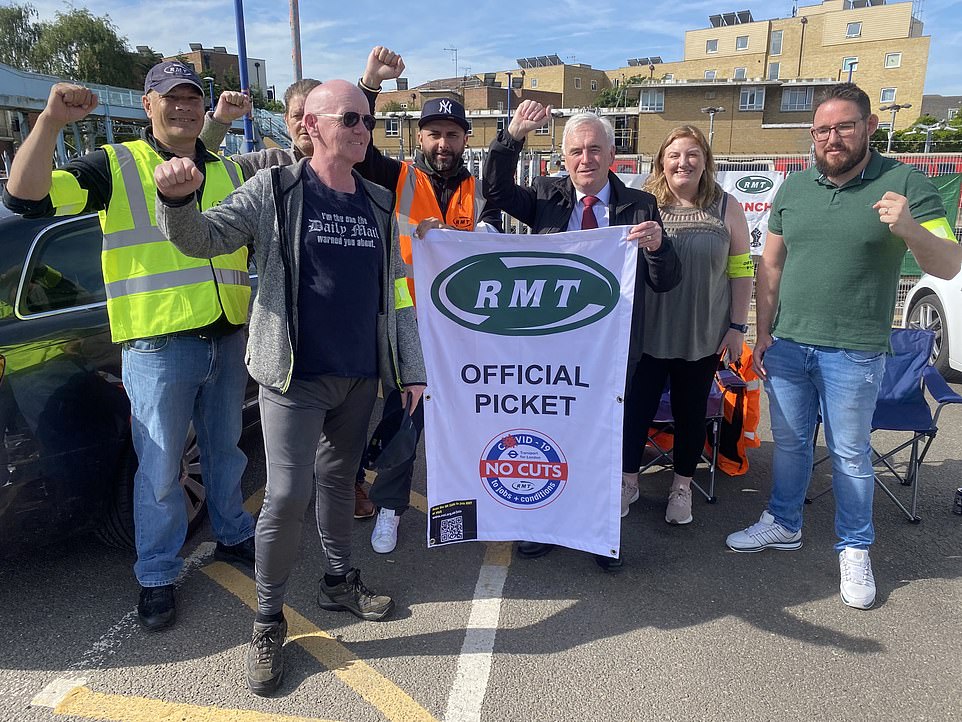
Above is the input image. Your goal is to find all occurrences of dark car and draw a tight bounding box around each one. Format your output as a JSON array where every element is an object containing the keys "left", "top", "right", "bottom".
[{"left": 0, "top": 210, "right": 260, "bottom": 556}]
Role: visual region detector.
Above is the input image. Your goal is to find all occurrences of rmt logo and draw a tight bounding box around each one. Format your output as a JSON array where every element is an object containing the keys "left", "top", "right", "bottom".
[{"left": 430, "top": 252, "right": 620, "bottom": 336}]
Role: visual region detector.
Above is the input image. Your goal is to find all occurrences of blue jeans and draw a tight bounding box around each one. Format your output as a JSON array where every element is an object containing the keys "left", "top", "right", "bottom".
[
  {"left": 764, "top": 338, "right": 885, "bottom": 551},
  {"left": 123, "top": 330, "right": 254, "bottom": 587}
]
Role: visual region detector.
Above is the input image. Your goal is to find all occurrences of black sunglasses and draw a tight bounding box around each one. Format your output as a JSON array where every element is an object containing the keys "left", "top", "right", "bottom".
[{"left": 315, "top": 112, "right": 376, "bottom": 131}]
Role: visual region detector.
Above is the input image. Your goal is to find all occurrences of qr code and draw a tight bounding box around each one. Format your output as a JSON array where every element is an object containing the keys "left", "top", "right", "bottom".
[{"left": 439, "top": 516, "right": 464, "bottom": 543}]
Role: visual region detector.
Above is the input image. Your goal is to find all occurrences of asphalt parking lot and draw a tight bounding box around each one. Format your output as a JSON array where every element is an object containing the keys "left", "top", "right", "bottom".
[{"left": 1, "top": 387, "right": 960, "bottom": 722}]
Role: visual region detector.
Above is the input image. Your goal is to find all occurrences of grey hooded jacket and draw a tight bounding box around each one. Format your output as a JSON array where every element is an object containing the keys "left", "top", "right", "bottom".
[{"left": 156, "top": 158, "right": 425, "bottom": 393}]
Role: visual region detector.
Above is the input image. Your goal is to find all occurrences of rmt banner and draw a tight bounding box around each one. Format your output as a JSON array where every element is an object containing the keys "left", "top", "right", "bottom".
[
  {"left": 717, "top": 171, "right": 783, "bottom": 256},
  {"left": 412, "top": 227, "right": 637, "bottom": 558}
]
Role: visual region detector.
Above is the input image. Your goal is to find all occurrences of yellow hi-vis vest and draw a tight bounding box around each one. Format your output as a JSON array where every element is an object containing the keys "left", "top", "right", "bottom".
[
  {"left": 394, "top": 163, "right": 485, "bottom": 304},
  {"left": 49, "top": 140, "right": 248, "bottom": 342}
]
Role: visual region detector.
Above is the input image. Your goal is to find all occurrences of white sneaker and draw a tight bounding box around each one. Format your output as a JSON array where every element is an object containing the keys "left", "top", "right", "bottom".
[
  {"left": 665, "top": 486, "right": 693, "bottom": 525},
  {"left": 621, "top": 474, "right": 639, "bottom": 518},
  {"left": 371, "top": 508, "right": 400, "bottom": 554},
  {"left": 839, "top": 548, "right": 876, "bottom": 610},
  {"left": 726, "top": 510, "right": 802, "bottom": 552}
]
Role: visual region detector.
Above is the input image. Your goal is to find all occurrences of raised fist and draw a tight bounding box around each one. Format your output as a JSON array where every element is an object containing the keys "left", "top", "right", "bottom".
[
  {"left": 154, "top": 157, "right": 204, "bottom": 199},
  {"left": 507, "top": 100, "right": 552, "bottom": 141},
  {"left": 363, "top": 45, "right": 405, "bottom": 88},
  {"left": 213, "top": 91, "right": 252, "bottom": 124},
  {"left": 43, "top": 83, "right": 98, "bottom": 127}
]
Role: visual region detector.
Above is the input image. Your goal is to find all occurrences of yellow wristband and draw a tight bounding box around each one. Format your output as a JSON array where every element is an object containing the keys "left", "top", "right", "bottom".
[{"left": 726, "top": 252, "right": 754, "bottom": 278}]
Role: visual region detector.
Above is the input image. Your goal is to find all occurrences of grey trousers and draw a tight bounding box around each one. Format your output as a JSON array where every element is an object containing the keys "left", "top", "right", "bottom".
[{"left": 255, "top": 375, "right": 377, "bottom": 616}]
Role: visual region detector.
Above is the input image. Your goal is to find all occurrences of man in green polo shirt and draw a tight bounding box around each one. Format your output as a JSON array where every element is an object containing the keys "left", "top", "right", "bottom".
[{"left": 725, "top": 83, "right": 960, "bottom": 610}]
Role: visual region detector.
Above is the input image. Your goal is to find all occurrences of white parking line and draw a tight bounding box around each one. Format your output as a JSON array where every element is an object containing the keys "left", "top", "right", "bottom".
[
  {"left": 31, "top": 542, "right": 216, "bottom": 709},
  {"left": 443, "top": 544, "right": 511, "bottom": 722}
]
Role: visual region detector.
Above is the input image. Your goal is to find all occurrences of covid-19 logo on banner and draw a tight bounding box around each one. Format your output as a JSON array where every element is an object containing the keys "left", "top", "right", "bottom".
[
  {"left": 430, "top": 252, "right": 620, "bottom": 336},
  {"left": 479, "top": 429, "right": 568, "bottom": 509}
]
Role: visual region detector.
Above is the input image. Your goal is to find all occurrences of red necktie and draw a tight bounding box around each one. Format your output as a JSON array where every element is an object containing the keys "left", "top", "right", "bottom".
[{"left": 581, "top": 195, "right": 599, "bottom": 230}]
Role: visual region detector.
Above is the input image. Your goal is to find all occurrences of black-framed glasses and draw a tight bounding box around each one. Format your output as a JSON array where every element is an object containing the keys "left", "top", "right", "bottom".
[
  {"left": 810, "top": 121, "right": 861, "bottom": 141},
  {"left": 315, "top": 112, "right": 376, "bottom": 131}
]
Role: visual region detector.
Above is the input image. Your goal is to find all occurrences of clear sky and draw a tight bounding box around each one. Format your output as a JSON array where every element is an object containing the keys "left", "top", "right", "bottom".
[{"left": 25, "top": 0, "right": 962, "bottom": 102}]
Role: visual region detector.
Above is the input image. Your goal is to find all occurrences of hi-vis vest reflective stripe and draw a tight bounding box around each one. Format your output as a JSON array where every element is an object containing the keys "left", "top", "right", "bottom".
[
  {"left": 93, "top": 141, "right": 248, "bottom": 342},
  {"left": 394, "top": 163, "right": 485, "bottom": 303}
]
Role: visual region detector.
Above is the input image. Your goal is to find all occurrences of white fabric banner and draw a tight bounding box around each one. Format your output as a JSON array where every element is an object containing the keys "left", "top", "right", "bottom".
[
  {"left": 717, "top": 170, "right": 784, "bottom": 256},
  {"left": 412, "top": 227, "right": 637, "bottom": 558}
]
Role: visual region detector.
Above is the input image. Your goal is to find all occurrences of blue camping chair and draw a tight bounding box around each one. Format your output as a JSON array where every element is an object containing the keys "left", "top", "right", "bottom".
[{"left": 810, "top": 328, "right": 962, "bottom": 522}]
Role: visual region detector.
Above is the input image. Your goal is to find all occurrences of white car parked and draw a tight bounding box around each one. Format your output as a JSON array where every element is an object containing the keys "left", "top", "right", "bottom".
[{"left": 903, "top": 271, "right": 962, "bottom": 378}]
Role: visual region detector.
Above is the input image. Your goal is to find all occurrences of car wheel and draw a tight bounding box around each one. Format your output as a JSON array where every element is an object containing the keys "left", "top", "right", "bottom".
[
  {"left": 95, "top": 425, "right": 209, "bottom": 549},
  {"left": 906, "top": 293, "right": 951, "bottom": 376}
]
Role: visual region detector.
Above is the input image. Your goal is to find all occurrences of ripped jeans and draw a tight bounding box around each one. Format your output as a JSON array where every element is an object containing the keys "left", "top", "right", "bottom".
[{"left": 763, "top": 337, "right": 885, "bottom": 550}]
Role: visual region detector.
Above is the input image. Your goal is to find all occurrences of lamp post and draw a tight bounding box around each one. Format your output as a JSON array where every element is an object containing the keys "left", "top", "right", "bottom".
[
  {"left": 505, "top": 71, "right": 513, "bottom": 120},
  {"left": 907, "top": 122, "right": 946, "bottom": 154},
  {"left": 700, "top": 106, "right": 725, "bottom": 148},
  {"left": 203, "top": 76, "right": 215, "bottom": 112},
  {"left": 879, "top": 102, "right": 912, "bottom": 153},
  {"left": 550, "top": 109, "right": 563, "bottom": 154},
  {"left": 232, "top": 0, "right": 255, "bottom": 152},
  {"left": 846, "top": 60, "right": 858, "bottom": 83},
  {"left": 254, "top": 61, "right": 261, "bottom": 93}
]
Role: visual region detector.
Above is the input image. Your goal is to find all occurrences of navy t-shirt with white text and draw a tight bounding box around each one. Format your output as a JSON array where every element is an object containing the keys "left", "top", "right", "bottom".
[{"left": 293, "top": 165, "right": 383, "bottom": 379}]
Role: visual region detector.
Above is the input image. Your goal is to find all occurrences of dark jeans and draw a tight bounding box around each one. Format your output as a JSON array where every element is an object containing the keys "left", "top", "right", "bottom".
[
  {"left": 355, "top": 388, "right": 424, "bottom": 512},
  {"left": 623, "top": 353, "right": 720, "bottom": 477},
  {"left": 256, "top": 375, "right": 377, "bottom": 616}
]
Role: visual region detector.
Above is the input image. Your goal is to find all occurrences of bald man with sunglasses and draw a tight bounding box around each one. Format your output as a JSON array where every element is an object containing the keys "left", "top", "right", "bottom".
[{"left": 154, "top": 80, "right": 426, "bottom": 696}]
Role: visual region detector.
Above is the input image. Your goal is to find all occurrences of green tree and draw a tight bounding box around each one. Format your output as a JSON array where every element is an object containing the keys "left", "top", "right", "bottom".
[
  {"left": 0, "top": 2, "right": 43, "bottom": 69},
  {"left": 32, "top": 7, "right": 135, "bottom": 87},
  {"left": 592, "top": 76, "right": 642, "bottom": 108}
]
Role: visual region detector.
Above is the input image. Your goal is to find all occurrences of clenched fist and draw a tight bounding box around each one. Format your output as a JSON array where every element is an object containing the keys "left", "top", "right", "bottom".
[
  {"left": 154, "top": 157, "right": 204, "bottom": 199},
  {"left": 212, "top": 91, "right": 252, "bottom": 124},
  {"left": 42, "top": 83, "right": 98, "bottom": 127},
  {"left": 363, "top": 45, "right": 405, "bottom": 89},
  {"left": 507, "top": 100, "right": 552, "bottom": 142}
]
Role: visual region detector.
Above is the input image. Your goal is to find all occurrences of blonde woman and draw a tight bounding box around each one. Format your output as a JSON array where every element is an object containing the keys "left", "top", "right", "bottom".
[{"left": 623, "top": 126, "right": 753, "bottom": 524}]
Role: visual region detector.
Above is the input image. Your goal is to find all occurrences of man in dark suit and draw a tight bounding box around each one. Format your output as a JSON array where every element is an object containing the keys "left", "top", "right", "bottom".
[{"left": 483, "top": 101, "right": 681, "bottom": 569}]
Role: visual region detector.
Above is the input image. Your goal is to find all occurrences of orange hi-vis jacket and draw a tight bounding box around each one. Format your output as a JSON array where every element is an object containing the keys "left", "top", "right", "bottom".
[{"left": 394, "top": 162, "right": 485, "bottom": 303}]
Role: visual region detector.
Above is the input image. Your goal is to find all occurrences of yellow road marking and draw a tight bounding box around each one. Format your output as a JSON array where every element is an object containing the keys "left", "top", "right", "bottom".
[
  {"left": 54, "top": 686, "right": 337, "bottom": 721},
  {"left": 203, "top": 562, "right": 437, "bottom": 722},
  {"left": 483, "top": 542, "right": 513, "bottom": 567},
  {"left": 244, "top": 486, "right": 266, "bottom": 515},
  {"left": 409, "top": 490, "right": 428, "bottom": 514}
]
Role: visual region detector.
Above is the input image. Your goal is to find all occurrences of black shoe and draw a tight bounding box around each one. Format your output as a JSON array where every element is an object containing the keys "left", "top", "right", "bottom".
[
  {"left": 137, "top": 585, "right": 175, "bottom": 631},
  {"left": 318, "top": 568, "right": 394, "bottom": 621},
  {"left": 247, "top": 617, "right": 287, "bottom": 696},
  {"left": 517, "top": 541, "right": 556, "bottom": 559},
  {"left": 594, "top": 554, "right": 623, "bottom": 572},
  {"left": 215, "top": 537, "right": 256, "bottom": 568}
]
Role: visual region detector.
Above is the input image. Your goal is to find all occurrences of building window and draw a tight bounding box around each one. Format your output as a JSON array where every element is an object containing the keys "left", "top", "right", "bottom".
[
  {"left": 706, "top": 39, "right": 718, "bottom": 53},
  {"left": 705, "top": 69, "right": 717, "bottom": 80},
  {"left": 739, "top": 86, "right": 765, "bottom": 111},
  {"left": 574, "top": 77, "right": 582, "bottom": 89},
  {"left": 734, "top": 67, "right": 747, "bottom": 80},
  {"left": 949, "top": 108, "right": 959, "bottom": 120},
  {"left": 846, "top": 21, "right": 862, "bottom": 38},
  {"left": 842, "top": 56, "right": 858, "bottom": 71},
  {"left": 780, "top": 86, "right": 814, "bottom": 111},
  {"left": 384, "top": 118, "right": 400, "bottom": 137},
  {"left": 639, "top": 88, "right": 665, "bottom": 112},
  {"left": 663, "top": 73, "right": 674, "bottom": 80},
  {"left": 591, "top": 79, "right": 598, "bottom": 91},
  {"left": 497, "top": 101, "right": 504, "bottom": 112},
  {"left": 497, "top": 117, "right": 506, "bottom": 132},
  {"left": 465, "top": 119, "right": 473, "bottom": 136},
  {"left": 770, "top": 29, "right": 783, "bottom": 55},
  {"left": 767, "top": 62, "right": 780, "bottom": 80},
  {"left": 885, "top": 52, "right": 902, "bottom": 68},
  {"left": 880, "top": 87, "right": 897, "bottom": 103},
  {"left": 530, "top": 78, "right": 538, "bottom": 88},
  {"left": 736, "top": 35, "right": 749, "bottom": 51},
  {"left": 535, "top": 124, "right": 550, "bottom": 135}
]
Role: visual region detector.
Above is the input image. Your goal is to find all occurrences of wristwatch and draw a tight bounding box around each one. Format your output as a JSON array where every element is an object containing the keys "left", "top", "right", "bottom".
[{"left": 729, "top": 322, "right": 749, "bottom": 333}]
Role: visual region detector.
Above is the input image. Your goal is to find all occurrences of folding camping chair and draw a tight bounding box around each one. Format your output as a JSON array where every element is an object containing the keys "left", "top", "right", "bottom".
[
  {"left": 640, "top": 368, "right": 746, "bottom": 503},
  {"left": 809, "top": 328, "right": 962, "bottom": 522}
]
